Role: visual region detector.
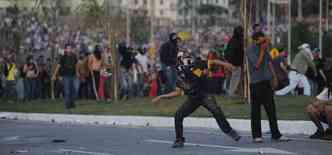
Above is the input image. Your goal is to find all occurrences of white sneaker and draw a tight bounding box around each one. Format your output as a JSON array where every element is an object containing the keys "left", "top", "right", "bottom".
[
  {"left": 273, "top": 136, "right": 291, "bottom": 142},
  {"left": 253, "top": 138, "right": 263, "bottom": 143}
]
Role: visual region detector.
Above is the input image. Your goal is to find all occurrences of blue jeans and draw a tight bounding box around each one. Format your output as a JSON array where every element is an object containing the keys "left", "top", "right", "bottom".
[
  {"left": 63, "top": 76, "right": 76, "bottom": 109},
  {"left": 74, "top": 78, "right": 80, "bottom": 99},
  {"left": 26, "top": 78, "right": 37, "bottom": 100},
  {"left": 162, "top": 64, "right": 177, "bottom": 93},
  {"left": 16, "top": 78, "right": 25, "bottom": 101},
  {"left": 120, "top": 68, "right": 133, "bottom": 97}
]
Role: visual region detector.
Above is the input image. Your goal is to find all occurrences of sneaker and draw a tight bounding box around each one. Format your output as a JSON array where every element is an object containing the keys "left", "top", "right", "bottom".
[
  {"left": 273, "top": 136, "right": 291, "bottom": 142},
  {"left": 253, "top": 138, "right": 263, "bottom": 143},
  {"left": 321, "top": 129, "right": 332, "bottom": 140},
  {"left": 172, "top": 138, "right": 185, "bottom": 148},
  {"left": 227, "top": 130, "right": 241, "bottom": 142},
  {"left": 309, "top": 130, "right": 325, "bottom": 139}
]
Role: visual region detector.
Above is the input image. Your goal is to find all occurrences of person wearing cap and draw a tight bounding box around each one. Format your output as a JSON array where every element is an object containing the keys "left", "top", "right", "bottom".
[
  {"left": 276, "top": 43, "right": 317, "bottom": 96},
  {"left": 152, "top": 48, "right": 241, "bottom": 148}
]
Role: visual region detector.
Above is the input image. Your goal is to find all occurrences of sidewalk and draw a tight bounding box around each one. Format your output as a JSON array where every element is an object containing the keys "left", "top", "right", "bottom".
[{"left": 0, "top": 112, "right": 318, "bottom": 135}]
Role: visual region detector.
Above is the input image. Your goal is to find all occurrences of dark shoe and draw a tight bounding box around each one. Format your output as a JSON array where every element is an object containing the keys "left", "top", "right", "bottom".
[
  {"left": 321, "top": 129, "right": 332, "bottom": 140},
  {"left": 227, "top": 130, "right": 241, "bottom": 142},
  {"left": 172, "top": 138, "right": 185, "bottom": 148},
  {"left": 309, "top": 130, "right": 325, "bottom": 139}
]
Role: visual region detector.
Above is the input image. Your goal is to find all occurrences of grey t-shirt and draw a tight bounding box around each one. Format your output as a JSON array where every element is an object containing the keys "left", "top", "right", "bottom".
[{"left": 247, "top": 44, "right": 272, "bottom": 84}]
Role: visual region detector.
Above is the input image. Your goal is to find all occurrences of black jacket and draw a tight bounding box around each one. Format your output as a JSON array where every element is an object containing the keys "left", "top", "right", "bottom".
[
  {"left": 160, "top": 41, "right": 178, "bottom": 67},
  {"left": 226, "top": 26, "right": 244, "bottom": 67}
]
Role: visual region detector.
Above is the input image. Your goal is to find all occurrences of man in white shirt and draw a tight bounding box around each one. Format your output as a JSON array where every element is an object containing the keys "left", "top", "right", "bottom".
[{"left": 135, "top": 48, "right": 149, "bottom": 96}]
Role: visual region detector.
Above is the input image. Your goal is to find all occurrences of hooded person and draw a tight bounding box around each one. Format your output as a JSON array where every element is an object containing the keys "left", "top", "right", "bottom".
[
  {"left": 159, "top": 33, "right": 180, "bottom": 93},
  {"left": 152, "top": 48, "right": 241, "bottom": 148},
  {"left": 276, "top": 43, "right": 317, "bottom": 96}
]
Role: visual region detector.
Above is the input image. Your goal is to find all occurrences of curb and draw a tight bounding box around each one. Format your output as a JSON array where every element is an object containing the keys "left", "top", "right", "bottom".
[{"left": 0, "top": 112, "right": 317, "bottom": 135}]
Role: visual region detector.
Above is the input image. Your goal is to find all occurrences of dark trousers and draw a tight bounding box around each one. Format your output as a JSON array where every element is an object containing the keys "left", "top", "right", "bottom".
[
  {"left": 63, "top": 76, "right": 76, "bottom": 109},
  {"left": 26, "top": 78, "right": 37, "bottom": 100},
  {"left": 175, "top": 96, "right": 233, "bottom": 139},
  {"left": 250, "top": 80, "right": 282, "bottom": 139}
]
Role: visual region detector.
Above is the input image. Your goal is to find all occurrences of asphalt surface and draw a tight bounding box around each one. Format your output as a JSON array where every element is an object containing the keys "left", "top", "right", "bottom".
[{"left": 0, "top": 119, "right": 332, "bottom": 155}]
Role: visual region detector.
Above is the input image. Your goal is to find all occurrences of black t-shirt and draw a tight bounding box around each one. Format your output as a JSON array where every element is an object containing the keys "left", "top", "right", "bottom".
[
  {"left": 176, "top": 59, "right": 212, "bottom": 98},
  {"left": 59, "top": 55, "right": 77, "bottom": 77}
]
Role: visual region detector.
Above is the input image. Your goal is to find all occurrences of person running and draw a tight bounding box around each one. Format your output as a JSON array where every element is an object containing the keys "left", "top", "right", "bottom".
[
  {"left": 275, "top": 43, "right": 317, "bottom": 96},
  {"left": 152, "top": 48, "right": 241, "bottom": 148}
]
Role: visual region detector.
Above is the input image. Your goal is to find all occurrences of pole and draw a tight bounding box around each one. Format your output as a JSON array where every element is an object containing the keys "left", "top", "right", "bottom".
[
  {"left": 326, "top": 0, "right": 329, "bottom": 31},
  {"left": 319, "top": 0, "right": 323, "bottom": 57},
  {"left": 288, "top": 0, "right": 292, "bottom": 63},
  {"left": 150, "top": 0, "right": 155, "bottom": 45},
  {"left": 272, "top": 1, "right": 276, "bottom": 45},
  {"left": 267, "top": 0, "right": 271, "bottom": 36},
  {"left": 126, "top": 6, "right": 130, "bottom": 45}
]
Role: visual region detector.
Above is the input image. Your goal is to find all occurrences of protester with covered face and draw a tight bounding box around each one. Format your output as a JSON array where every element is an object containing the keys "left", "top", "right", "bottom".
[
  {"left": 247, "top": 32, "right": 289, "bottom": 143},
  {"left": 159, "top": 33, "right": 180, "bottom": 93},
  {"left": 152, "top": 48, "right": 241, "bottom": 148},
  {"left": 225, "top": 26, "right": 244, "bottom": 98}
]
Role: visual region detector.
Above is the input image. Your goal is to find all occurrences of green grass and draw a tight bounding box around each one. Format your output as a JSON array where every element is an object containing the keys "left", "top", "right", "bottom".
[{"left": 0, "top": 96, "right": 311, "bottom": 120}]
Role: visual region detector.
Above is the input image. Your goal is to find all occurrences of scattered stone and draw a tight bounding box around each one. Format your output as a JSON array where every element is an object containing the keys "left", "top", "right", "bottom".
[{"left": 52, "top": 139, "right": 67, "bottom": 143}]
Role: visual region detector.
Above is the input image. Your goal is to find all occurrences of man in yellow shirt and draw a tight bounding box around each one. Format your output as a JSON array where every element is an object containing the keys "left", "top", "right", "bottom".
[{"left": 4, "top": 55, "right": 17, "bottom": 102}]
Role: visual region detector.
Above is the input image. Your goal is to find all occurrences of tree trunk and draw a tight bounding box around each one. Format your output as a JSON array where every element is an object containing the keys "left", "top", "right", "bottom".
[{"left": 297, "top": 0, "right": 303, "bottom": 21}]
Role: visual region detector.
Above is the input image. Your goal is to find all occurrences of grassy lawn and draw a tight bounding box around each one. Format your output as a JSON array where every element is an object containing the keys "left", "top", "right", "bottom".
[{"left": 0, "top": 96, "right": 311, "bottom": 120}]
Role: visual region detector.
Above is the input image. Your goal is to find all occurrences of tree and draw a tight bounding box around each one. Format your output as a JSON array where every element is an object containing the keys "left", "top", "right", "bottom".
[
  {"left": 76, "top": 0, "right": 107, "bottom": 30},
  {"left": 196, "top": 4, "right": 228, "bottom": 27}
]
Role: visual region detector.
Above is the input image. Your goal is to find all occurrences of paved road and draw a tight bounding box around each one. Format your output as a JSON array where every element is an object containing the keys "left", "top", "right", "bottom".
[{"left": 0, "top": 119, "right": 331, "bottom": 155}]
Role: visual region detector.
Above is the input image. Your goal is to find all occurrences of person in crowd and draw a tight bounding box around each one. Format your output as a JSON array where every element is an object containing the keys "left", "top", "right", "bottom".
[
  {"left": 88, "top": 45, "right": 103, "bottom": 100},
  {"left": 226, "top": 26, "right": 244, "bottom": 98},
  {"left": 247, "top": 32, "right": 289, "bottom": 143},
  {"left": 306, "top": 48, "right": 327, "bottom": 96},
  {"left": 152, "top": 48, "right": 241, "bottom": 148},
  {"left": 23, "top": 55, "right": 39, "bottom": 101},
  {"left": 16, "top": 64, "right": 25, "bottom": 102},
  {"left": 276, "top": 43, "right": 317, "bottom": 96},
  {"left": 0, "top": 56, "right": 5, "bottom": 98},
  {"left": 271, "top": 50, "right": 290, "bottom": 91},
  {"left": 159, "top": 33, "right": 180, "bottom": 93},
  {"left": 3, "top": 53, "right": 18, "bottom": 102},
  {"left": 119, "top": 44, "right": 135, "bottom": 100},
  {"left": 37, "top": 55, "right": 50, "bottom": 99},
  {"left": 76, "top": 52, "right": 90, "bottom": 99},
  {"left": 136, "top": 47, "right": 149, "bottom": 97},
  {"left": 306, "top": 69, "right": 332, "bottom": 140},
  {"left": 99, "top": 47, "right": 113, "bottom": 102},
  {"left": 52, "top": 44, "right": 78, "bottom": 113}
]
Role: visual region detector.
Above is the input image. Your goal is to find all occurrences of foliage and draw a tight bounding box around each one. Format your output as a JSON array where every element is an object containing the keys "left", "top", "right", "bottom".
[
  {"left": 76, "top": 0, "right": 106, "bottom": 30},
  {"left": 196, "top": 4, "right": 228, "bottom": 26},
  {"left": 196, "top": 4, "right": 228, "bottom": 15}
]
